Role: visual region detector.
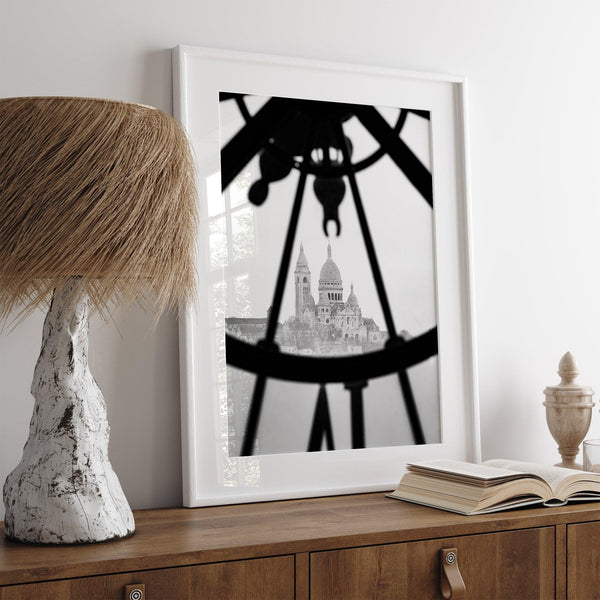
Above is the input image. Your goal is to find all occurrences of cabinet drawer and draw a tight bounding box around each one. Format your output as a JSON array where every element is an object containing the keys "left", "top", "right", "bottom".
[
  {"left": 567, "top": 521, "right": 600, "bottom": 599},
  {"left": 311, "top": 527, "right": 555, "bottom": 600},
  {"left": 0, "top": 555, "right": 294, "bottom": 600}
]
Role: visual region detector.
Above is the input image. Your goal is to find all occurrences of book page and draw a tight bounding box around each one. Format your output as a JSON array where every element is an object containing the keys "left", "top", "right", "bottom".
[
  {"left": 483, "top": 459, "right": 590, "bottom": 495},
  {"left": 407, "top": 459, "right": 536, "bottom": 482},
  {"left": 387, "top": 491, "right": 548, "bottom": 515}
]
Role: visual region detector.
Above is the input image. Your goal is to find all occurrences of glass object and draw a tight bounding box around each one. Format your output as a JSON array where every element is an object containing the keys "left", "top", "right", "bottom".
[{"left": 583, "top": 439, "right": 600, "bottom": 473}]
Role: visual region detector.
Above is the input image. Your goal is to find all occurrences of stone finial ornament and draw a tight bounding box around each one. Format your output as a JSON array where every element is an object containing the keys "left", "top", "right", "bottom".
[{"left": 543, "top": 352, "right": 594, "bottom": 469}]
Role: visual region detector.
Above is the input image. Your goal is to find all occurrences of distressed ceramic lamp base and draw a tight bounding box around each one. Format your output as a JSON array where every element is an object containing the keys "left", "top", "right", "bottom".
[{"left": 3, "top": 278, "right": 135, "bottom": 544}]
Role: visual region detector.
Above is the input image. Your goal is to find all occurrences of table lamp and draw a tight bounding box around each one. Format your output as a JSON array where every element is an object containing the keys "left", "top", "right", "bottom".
[{"left": 0, "top": 97, "right": 197, "bottom": 544}]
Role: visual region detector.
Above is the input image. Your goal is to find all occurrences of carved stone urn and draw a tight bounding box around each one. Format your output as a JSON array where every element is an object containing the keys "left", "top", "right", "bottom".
[{"left": 543, "top": 352, "right": 594, "bottom": 469}]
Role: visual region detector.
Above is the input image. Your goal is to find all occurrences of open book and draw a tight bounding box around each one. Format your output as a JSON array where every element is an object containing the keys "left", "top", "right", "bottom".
[{"left": 387, "top": 459, "right": 600, "bottom": 515}]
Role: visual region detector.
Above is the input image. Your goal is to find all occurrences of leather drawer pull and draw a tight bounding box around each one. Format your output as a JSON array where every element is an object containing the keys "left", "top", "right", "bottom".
[{"left": 440, "top": 548, "right": 466, "bottom": 599}]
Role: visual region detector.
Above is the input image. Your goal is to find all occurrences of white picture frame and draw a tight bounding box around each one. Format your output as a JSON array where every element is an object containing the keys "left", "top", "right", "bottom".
[{"left": 173, "top": 45, "right": 480, "bottom": 507}]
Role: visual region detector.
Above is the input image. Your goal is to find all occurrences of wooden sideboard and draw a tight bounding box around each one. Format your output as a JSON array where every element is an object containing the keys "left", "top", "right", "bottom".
[{"left": 1, "top": 492, "right": 600, "bottom": 599}]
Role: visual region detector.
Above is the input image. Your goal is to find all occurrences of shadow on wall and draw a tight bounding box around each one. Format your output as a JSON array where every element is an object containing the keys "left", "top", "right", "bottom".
[
  {"left": 91, "top": 305, "right": 183, "bottom": 511},
  {"left": 141, "top": 49, "right": 175, "bottom": 114}
]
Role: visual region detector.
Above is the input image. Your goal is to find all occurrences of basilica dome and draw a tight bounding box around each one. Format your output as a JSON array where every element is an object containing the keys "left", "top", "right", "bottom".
[
  {"left": 319, "top": 242, "right": 341, "bottom": 283},
  {"left": 319, "top": 258, "right": 341, "bottom": 282}
]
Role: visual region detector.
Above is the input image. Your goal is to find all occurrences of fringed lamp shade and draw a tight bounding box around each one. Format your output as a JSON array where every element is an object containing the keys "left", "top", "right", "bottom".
[
  {"left": 0, "top": 97, "right": 198, "bottom": 544},
  {"left": 0, "top": 97, "right": 197, "bottom": 321}
]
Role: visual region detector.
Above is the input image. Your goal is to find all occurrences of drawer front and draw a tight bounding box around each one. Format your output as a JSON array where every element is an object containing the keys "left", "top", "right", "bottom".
[
  {"left": 311, "top": 527, "right": 555, "bottom": 600},
  {"left": 567, "top": 521, "right": 600, "bottom": 599},
  {"left": 0, "top": 555, "right": 294, "bottom": 600}
]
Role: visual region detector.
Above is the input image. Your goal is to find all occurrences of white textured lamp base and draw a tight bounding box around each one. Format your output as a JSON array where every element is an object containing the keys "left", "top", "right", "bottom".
[{"left": 3, "top": 279, "right": 135, "bottom": 544}]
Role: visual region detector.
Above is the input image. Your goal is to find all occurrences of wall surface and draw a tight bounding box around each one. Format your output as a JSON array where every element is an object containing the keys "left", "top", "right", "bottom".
[{"left": 2, "top": 0, "right": 600, "bottom": 519}]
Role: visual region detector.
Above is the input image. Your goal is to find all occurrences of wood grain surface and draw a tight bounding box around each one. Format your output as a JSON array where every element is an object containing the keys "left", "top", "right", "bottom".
[
  {"left": 311, "top": 526, "right": 555, "bottom": 599},
  {"left": 1, "top": 492, "right": 600, "bottom": 592}
]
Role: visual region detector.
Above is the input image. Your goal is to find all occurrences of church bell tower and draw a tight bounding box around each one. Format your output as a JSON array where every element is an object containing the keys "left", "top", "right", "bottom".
[{"left": 294, "top": 243, "right": 312, "bottom": 321}]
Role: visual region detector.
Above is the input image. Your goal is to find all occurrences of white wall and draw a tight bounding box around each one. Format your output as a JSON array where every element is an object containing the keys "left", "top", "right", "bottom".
[{"left": 2, "top": 0, "right": 600, "bottom": 519}]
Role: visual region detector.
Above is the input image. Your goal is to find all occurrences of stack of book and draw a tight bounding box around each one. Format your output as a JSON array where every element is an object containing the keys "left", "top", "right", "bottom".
[{"left": 388, "top": 459, "right": 600, "bottom": 515}]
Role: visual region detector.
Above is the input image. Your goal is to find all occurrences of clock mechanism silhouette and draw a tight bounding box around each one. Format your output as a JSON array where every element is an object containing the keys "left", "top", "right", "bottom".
[{"left": 220, "top": 93, "right": 438, "bottom": 456}]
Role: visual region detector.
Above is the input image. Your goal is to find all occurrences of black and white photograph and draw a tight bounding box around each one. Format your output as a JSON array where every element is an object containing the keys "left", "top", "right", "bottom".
[
  {"left": 210, "top": 92, "right": 441, "bottom": 461},
  {"left": 176, "top": 47, "right": 477, "bottom": 505}
]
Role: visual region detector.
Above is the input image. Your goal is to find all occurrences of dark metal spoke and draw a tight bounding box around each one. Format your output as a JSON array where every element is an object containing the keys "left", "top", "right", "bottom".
[
  {"left": 240, "top": 374, "right": 267, "bottom": 456},
  {"left": 264, "top": 132, "right": 313, "bottom": 343},
  {"left": 336, "top": 119, "right": 426, "bottom": 445},
  {"left": 334, "top": 121, "right": 397, "bottom": 338},
  {"left": 234, "top": 96, "right": 252, "bottom": 123},
  {"left": 407, "top": 109, "right": 431, "bottom": 120},
  {"left": 220, "top": 97, "right": 296, "bottom": 192},
  {"left": 219, "top": 92, "right": 246, "bottom": 102},
  {"left": 351, "top": 109, "right": 408, "bottom": 173},
  {"left": 345, "top": 380, "right": 368, "bottom": 449},
  {"left": 307, "top": 385, "right": 335, "bottom": 452},
  {"left": 394, "top": 348, "right": 426, "bottom": 444},
  {"left": 225, "top": 327, "right": 438, "bottom": 383},
  {"left": 354, "top": 105, "right": 433, "bottom": 206}
]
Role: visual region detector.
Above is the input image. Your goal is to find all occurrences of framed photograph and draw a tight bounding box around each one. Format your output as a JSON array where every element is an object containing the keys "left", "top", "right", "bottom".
[{"left": 173, "top": 45, "right": 480, "bottom": 507}]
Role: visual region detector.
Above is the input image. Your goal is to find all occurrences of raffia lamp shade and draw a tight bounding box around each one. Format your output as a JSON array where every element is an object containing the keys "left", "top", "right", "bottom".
[
  {"left": 0, "top": 97, "right": 198, "bottom": 544},
  {"left": 0, "top": 96, "right": 197, "bottom": 321}
]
